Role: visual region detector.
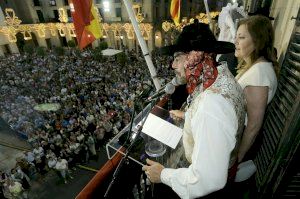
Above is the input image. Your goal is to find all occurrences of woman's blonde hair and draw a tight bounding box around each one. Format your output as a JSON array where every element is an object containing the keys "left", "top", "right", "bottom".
[{"left": 236, "top": 15, "right": 279, "bottom": 77}]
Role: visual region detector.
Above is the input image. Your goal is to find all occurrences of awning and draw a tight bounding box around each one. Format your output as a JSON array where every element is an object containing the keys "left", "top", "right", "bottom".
[{"left": 101, "top": 49, "right": 123, "bottom": 56}]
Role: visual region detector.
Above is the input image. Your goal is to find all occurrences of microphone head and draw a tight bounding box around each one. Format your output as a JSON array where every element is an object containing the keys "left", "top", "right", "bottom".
[
  {"left": 171, "top": 76, "right": 186, "bottom": 86},
  {"left": 164, "top": 82, "right": 175, "bottom": 94},
  {"left": 171, "top": 77, "right": 180, "bottom": 86}
]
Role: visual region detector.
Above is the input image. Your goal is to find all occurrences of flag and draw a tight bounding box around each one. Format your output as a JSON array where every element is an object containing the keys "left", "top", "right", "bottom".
[
  {"left": 70, "top": 0, "right": 102, "bottom": 49},
  {"left": 170, "top": 0, "right": 181, "bottom": 26}
]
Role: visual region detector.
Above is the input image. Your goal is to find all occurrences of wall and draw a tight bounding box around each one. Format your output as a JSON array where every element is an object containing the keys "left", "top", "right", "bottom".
[{"left": 270, "top": 0, "right": 300, "bottom": 65}]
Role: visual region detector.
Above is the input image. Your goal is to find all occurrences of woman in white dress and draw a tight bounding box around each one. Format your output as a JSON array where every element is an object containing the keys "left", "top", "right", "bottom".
[{"left": 235, "top": 15, "right": 279, "bottom": 165}]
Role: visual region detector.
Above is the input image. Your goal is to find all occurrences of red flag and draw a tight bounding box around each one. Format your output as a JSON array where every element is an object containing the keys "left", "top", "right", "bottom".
[
  {"left": 170, "top": 0, "right": 181, "bottom": 26},
  {"left": 70, "top": 0, "right": 102, "bottom": 49}
]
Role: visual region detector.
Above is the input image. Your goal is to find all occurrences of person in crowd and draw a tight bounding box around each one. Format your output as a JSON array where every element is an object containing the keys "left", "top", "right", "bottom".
[
  {"left": 94, "top": 125, "right": 105, "bottom": 150},
  {"left": 142, "top": 21, "right": 246, "bottom": 198},
  {"left": 23, "top": 151, "right": 35, "bottom": 165},
  {"left": 32, "top": 145, "right": 44, "bottom": 160},
  {"left": 86, "top": 133, "right": 97, "bottom": 158},
  {"left": 55, "top": 157, "right": 73, "bottom": 184},
  {"left": 234, "top": 15, "right": 278, "bottom": 175},
  {"left": 0, "top": 171, "right": 9, "bottom": 198},
  {"left": 11, "top": 167, "right": 31, "bottom": 190},
  {"left": 16, "top": 159, "right": 35, "bottom": 181},
  {"left": 32, "top": 144, "right": 46, "bottom": 174},
  {"left": 47, "top": 156, "right": 57, "bottom": 170},
  {"left": 8, "top": 179, "right": 27, "bottom": 199}
]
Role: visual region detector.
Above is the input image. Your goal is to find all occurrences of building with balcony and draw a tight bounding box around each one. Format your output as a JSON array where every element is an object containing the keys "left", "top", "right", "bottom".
[
  {"left": 0, "top": 0, "right": 298, "bottom": 66},
  {"left": 0, "top": 0, "right": 234, "bottom": 56}
]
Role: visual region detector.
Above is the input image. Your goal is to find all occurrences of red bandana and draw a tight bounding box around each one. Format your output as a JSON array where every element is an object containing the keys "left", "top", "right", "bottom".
[{"left": 184, "top": 51, "right": 218, "bottom": 94}]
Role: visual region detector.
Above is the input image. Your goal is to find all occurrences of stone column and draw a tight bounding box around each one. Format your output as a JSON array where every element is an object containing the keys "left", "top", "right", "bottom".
[
  {"left": 0, "top": 46, "right": 5, "bottom": 57},
  {"left": 9, "top": 43, "right": 20, "bottom": 54},
  {"left": 92, "top": 39, "right": 99, "bottom": 48},
  {"left": 50, "top": 35, "right": 61, "bottom": 47},
  {"left": 36, "top": 37, "right": 47, "bottom": 48}
]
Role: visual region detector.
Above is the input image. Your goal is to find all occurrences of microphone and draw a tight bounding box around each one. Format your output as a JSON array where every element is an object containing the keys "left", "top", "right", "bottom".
[
  {"left": 171, "top": 76, "right": 186, "bottom": 86},
  {"left": 136, "top": 84, "right": 153, "bottom": 99},
  {"left": 147, "top": 82, "right": 176, "bottom": 101}
]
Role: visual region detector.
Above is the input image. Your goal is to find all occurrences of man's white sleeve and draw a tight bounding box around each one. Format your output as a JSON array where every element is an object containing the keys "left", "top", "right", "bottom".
[{"left": 160, "top": 93, "right": 238, "bottom": 199}]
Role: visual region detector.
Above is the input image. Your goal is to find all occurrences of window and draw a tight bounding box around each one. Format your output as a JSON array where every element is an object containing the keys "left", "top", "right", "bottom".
[
  {"left": 33, "top": 0, "right": 41, "bottom": 6},
  {"left": 36, "top": 10, "right": 45, "bottom": 22},
  {"left": 165, "top": 6, "right": 168, "bottom": 18},
  {"left": 67, "top": 9, "right": 71, "bottom": 18},
  {"left": 4, "top": 44, "right": 11, "bottom": 54},
  {"left": 49, "top": 0, "right": 56, "bottom": 6},
  {"left": 98, "top": 8, "right": 104, "bottom": 19},
  {"left": 116, "top": 7, "right": 121, "bottom": 18},
  {"left": 53, "top": 10, "right": 59, "bottom": 22},
  {"left": 156, "top": 6, "right": 160, "bottom": 19},
  {"left": 45, "top": 39, "right": 52, "bottom": 49},
  {"left": 64, "top": 0, "right": 69, "bottom": 6}
]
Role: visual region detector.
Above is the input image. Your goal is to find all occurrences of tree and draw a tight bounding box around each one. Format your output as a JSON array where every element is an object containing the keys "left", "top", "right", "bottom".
[
  {"left": 92, "top": 47, "right": 106, "bottom": 62},
  {"left": 23, "top": 43, "right": 35, "bottom": 55},
  {"left": 36, "top": 46, "right": 46, "bottom": 57},
  {"left": 54, "top": 46, "right": 65, "bottom": 56},
  {"left": 116, "top": 52, "right": 127, "bottom": 66},
  {"left": 99, "top": 41, "right": 108, "bottom": 50},
  {"left": 73, "top": 48, "right": 81, "bottom": 58},
  {"left": 67, "top": 40, "right": 76, "bottom": 48}
]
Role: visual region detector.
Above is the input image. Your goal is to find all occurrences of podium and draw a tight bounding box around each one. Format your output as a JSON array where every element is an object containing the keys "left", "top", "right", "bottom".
[
  {"left": 106, "top": 102, "right": 153, "bottom": 167},
  {"left": 104, "top": 100, "right": 188, "bottom": 199}
]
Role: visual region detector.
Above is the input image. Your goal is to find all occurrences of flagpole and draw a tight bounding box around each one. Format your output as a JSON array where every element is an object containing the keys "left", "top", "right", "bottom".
[
  {"left": 204, "top": 0, "right": 212, "bottom": 24},
  {"left": 122, "top": 0, "right": 161, "bottom": 91}
]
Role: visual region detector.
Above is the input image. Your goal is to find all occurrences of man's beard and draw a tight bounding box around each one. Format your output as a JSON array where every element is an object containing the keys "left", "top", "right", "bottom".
[{"left": 175, "top": 73, "right": 187, "bottom": 85}]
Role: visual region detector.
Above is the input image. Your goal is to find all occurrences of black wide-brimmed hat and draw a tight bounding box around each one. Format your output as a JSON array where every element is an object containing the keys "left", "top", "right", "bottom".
[{"left": 160, "top": 21, "right": 235, "bottom": 56}]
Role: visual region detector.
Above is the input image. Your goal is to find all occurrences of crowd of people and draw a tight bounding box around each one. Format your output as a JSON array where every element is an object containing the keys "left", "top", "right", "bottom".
[
  {"left": 0, "top": 47, "right": 172, "bottom": 199},
  {"left": 0, "top": 6, "right": 279, "bottom": 198}
]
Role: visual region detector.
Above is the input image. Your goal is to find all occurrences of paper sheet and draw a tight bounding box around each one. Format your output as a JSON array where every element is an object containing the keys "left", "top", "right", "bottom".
[{"left": 142, "top": 113, "right": 183, "bottom": 149}]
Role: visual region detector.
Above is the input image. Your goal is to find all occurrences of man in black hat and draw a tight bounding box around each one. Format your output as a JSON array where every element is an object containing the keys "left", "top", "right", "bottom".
[{"left": 142, "top": 21, "right": 246, "bottom": 198}]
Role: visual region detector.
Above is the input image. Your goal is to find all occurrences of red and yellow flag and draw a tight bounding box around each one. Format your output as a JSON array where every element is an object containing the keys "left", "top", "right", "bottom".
[
  {"left": 70, "top": 0, "right": 102, "bottom": 49},
  {"left": 170, "top": 0, "right": 181, "bottom": 26}
]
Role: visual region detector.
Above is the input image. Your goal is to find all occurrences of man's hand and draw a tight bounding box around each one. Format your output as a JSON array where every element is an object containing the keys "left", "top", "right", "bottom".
[
  {"left": 142, "top": 159, "right": 164, "bottom": 183},
  {"left": 170, "top": 110, "right": 185, "bottom": 120}
]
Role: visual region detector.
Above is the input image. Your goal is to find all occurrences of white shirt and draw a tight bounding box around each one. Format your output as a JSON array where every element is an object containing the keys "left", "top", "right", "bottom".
[
  {"left": 237, "top": 62, "right": 277, "bottom": 104},
  {"left": 161, "top": 92, "right": 238, "bottom": 199},
  {"left": 55, "top": 159, "right": 68, "bottom": 170},
  {"left": 9, "top": 182, "right": 23, "bottom": 196},
  {"left": 48, "top": 159, "right": 57, "bottom": 169},
  {"left": 25, "top": 152, "right": 35, "bottom": 163},
  {"left": 237, "top": 62, "right": 277, "bottom": 125},
  {"left": 33, "top": 147, "right": 44, "bottom": 158}
]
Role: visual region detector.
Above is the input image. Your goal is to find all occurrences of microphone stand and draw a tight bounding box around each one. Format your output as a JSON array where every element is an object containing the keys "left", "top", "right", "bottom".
[{"left": 104, "top": 97, "right": 156, "bottom": 199}]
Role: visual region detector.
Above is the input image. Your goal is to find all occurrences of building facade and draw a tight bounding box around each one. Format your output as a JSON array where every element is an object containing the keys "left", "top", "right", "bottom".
[
  {"left": 0, "top": 0, "right": 231, "bottom": 56},
  {"left": 0, "top": 0, "right": 298, "bottom": 61}
]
